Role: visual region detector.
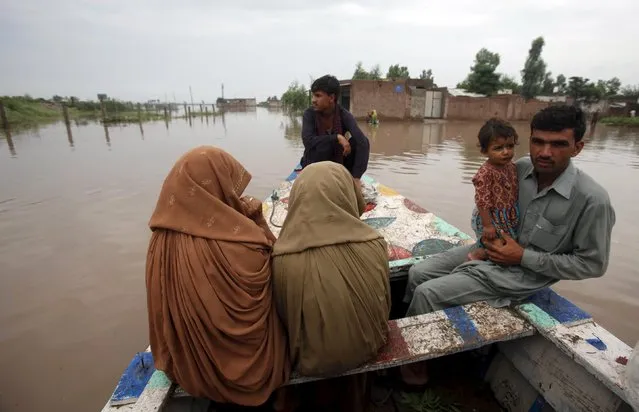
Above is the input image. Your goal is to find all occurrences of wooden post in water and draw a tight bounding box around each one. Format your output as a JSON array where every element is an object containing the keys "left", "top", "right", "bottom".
[
  {"left": 104, "top": 125, "right": 111, "bottom": 146},
  {"left": 212, "top": 104, "right": 216, "bottom": 114},
  {"left": 62, "top": 104, "right": 70, "bottom": 126},
  {"left": 188, "top": 107, "right": 192, "bottom": 118},
  {"left": 0, "top": 101, "right": 10, "bottom": 131},
  {"left": 62, "top": 104, "right": 73, "bottom": 146},
  {"left": 183, "top": 103, "right": 187, "bottom": 117},
  {"left": 204, "top": 106, "right": 208, "bottom": 116},
  {"left": 163, "top": 107, "right": 168, "bottom": 120},
  {"left": 6, "top": 132, "right": 16, "bottom": 156},
  {"left": 137, "top": 103, "right": 142, "bottom": 123},
  {"left": 100, "top": 100, "right": 107, "bottom": 122},
  {"left": 66, "top": 124, "right": 74, "bottom": 148},
  {"left": 200, "top": 104, "right": 203, "bottom": 113}
]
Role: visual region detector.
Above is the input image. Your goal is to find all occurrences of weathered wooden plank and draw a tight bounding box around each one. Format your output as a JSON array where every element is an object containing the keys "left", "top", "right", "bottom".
[
  {"left": 101, "top": 347, "right": 156, "bottom": 411},
  {"left": 164, "top": 302, "right": 533, "bottom": 400},
  {"left": 523, "top": 288, "right": 593, "bottom": 327},
  {"left": 516, "top": 301, "right": 632, "bottom": 404},
  {"left": 500, "top": 335, "right": 625, "bottom": 412},
  {"left": 134, "top": 370, "right": 175, "bottom": 412},
  {"left": 484, "top": 352, "right": 555, "bottom": 412}
]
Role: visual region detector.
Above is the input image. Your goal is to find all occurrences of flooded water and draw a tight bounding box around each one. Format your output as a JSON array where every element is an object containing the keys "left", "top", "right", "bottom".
[{"left": 0, "top": 109, "right": 637, "bottom": 411}]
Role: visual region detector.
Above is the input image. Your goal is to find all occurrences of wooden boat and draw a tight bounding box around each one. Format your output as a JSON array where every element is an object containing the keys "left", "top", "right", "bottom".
[{"left": 101, "top": 166, "right": 635, "bottom": 412}]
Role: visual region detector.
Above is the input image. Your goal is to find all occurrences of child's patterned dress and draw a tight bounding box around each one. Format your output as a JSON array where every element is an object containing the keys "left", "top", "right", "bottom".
[{"left": 471, "top": 161, "right": 520, "bottom": 245}]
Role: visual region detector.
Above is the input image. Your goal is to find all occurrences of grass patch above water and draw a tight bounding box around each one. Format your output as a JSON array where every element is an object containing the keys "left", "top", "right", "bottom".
[
  {"left": 600, "top": 116, "right": 639, "bottom": 126},
  {"left": 1, "top": 97, "right": 67, "bottom": 125}
]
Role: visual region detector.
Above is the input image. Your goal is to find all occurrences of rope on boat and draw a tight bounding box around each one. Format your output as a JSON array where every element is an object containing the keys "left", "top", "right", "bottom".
[{"left": 269, "top": 191, "right": 283, "bottom": 228}]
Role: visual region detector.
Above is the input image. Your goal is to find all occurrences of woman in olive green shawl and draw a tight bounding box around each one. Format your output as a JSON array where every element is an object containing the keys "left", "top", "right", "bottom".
[{"left": 272, "top": 161, "right": 391, "bottom": 377}]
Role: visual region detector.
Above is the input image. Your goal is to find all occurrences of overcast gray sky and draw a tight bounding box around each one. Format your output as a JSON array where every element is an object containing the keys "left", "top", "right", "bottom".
[{"left": 2, "top": 0, "right": 638, "bottom": 103}]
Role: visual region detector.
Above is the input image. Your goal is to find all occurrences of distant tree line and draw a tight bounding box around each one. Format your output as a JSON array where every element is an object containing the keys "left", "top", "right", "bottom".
[
  {"left": 455, "top": 36, "right": 636, "bottom": 102},
  {"left": 281, "top": 81, "right": 309, "bottom": 114},
  {"left": 352, "top": 62, "right": 436, "bottom": 87},
  {"left": 340, "top": 38, "right": 638, "bottom": 104}
]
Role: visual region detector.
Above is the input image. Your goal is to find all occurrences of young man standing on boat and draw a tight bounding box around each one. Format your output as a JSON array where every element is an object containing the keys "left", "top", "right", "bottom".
[
  {"left": 300, "top": 75, "right": 370, "bottom": 189},
  {"left": 404, "top": 105, "right": 616, "bottom": 315}
]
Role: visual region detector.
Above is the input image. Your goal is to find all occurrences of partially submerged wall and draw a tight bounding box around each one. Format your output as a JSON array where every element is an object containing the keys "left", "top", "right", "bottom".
[
  {"left": 444, "top": 94, "right": 551, "bottom": 121},
  {"left": 350, "top": 80, "right": 409, "bottom": 120}
]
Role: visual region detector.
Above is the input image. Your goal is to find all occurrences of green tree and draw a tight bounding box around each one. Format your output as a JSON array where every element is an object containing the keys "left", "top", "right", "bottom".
[
  {"left": 352, "top": 62, "right": 382, "bottom": 80},
  {"left": 521, "top": 37, "right": 548, "bottom": 99},
  {"left": 555, "top": 74, "right": 567, "bottom": 95},
  {"left": 419, "top": 69, "right": 437, "bottom": 87},
  {"left": 386, "top": 64, "right": 410, "bottom": 79},
  {"left": 459, "top": 48, "right": 502, "bottom": 95},
  {"left": 419, "top": 69, "right": 433, "bottom": 80},
  {"left": 369, "top": 64, "right": 382, "bottom": 80},
  {"left": 567, "top": 76, "right": 602, "bottom": 103},
  {"left": 499, "top": 74, "right": 521, "bottom": 93},
  {"left": 353, "top": 61, "right": 370, "bottom": 80},
  {"left": 603, "top": 77, "right": 621, "bottom": 96},
  {"left": 541, "top": 72, "right": 555, "bottom": 95},
  {"left": 621, "top": 84, "right": 639, "bottom": 98},
  {"left": 281, "top": 81, "right": 309, "bottom": 114}
]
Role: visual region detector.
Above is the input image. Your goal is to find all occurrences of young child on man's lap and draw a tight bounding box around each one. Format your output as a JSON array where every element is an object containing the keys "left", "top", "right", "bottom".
[{"left": 468, "top": 118, "right": 520, "bottom": 261}]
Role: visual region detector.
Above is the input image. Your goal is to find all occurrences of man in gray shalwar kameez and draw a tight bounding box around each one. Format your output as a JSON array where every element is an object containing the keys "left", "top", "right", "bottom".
[{"left": 404, "top": 105, "right": 616, "bottom": 316}]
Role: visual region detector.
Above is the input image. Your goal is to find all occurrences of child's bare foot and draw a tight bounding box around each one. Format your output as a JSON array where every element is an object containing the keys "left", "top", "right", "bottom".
[{"left": 467, "top": 248, "right": 488, "bottom": 261}]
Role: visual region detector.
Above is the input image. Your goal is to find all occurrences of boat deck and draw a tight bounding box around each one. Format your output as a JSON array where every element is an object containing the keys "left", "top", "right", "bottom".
[
  {"left": 101, "top": 169, "right": 634, "bottom": 411},
  {"left": 101, "top": 287, "right": 633, "bottom": 411}
]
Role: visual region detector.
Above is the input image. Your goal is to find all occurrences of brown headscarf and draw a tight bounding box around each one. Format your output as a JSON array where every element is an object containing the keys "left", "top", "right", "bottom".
[
  {"left": 273, "top": 161, "right": 382, "bottom": 256},
  {"left": 272, "top": 162, "right": 390, "bottom": 377},
  {"left": 146, "top": 146, "right": 290, "bottom": 406}
]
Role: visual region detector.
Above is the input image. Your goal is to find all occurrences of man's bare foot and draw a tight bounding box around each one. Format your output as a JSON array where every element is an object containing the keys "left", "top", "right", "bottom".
[
  {"left": 399, "top": 361, "right": 429, "bottom": 386},
  {"left": 467, "top": 248, "right": 488, "bottom": 261}
]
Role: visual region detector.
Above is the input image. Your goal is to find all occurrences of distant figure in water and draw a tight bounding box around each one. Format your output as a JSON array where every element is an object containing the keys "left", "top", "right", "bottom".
[
  {"left": 468, "top": 118, "right": 520, "bottom": 261},
  {"left": 591, "top": 110, "right": 600, "bottom": 128},
  {"left": 366, "top": 109, "right": 379, "bottom": 125}
]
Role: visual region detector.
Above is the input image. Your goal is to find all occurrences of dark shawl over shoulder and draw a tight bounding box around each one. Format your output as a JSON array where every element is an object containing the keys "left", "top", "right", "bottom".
[{"left": 299, "top": 106, "right": 370, "bottom": 178}]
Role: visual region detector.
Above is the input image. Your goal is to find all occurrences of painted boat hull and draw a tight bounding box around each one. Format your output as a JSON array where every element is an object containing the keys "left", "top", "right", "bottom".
[{"left": 101, "top": 168, "right": 634, "bottom": 412}]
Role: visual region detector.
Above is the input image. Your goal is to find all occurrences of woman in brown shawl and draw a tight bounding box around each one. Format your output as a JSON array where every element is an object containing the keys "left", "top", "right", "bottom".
[
  {"left": 272, "top": 161, "right": 391, "bottom": 377},
  {"left": 145, "top": 146, "right": 289, "bottom": 407}
]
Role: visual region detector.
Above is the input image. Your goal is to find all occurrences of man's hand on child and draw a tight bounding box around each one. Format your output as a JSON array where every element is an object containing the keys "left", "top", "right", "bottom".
[
  {"left": 482, "top": 225, "right": 498, "bottom": 241},
  {"left": 484, "top": 230, "right": 524, "bottom": 266}
]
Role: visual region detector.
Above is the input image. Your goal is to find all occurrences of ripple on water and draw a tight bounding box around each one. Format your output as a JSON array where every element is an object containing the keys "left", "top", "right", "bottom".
[{"left": 0, "top": 117, "right": 638, "bottom": 412}]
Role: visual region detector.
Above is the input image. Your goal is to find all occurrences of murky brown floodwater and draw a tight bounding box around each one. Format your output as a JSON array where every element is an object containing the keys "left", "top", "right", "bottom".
[{"left": 0, "top": 109, "right": 637, "bottom": 411}]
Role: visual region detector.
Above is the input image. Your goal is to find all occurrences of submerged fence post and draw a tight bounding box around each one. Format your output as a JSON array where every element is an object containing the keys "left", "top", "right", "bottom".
[
  {"left": 62, "top": 104, "right": 70, "bottom": 126},
  {"left": 0, "top": 101, "right": 10, "bottom": 131},
  {"left": 137, "top": 103, "right": 142, "bottom": 123},
  {"left": 188, "top": 107, "right": 192, "bottom": 118},
  {"left": 183, "top": 103, "right": 187, "bottom": 117},
  {"left": 100, "top": 100, "right": 107, "bottom": 122}
]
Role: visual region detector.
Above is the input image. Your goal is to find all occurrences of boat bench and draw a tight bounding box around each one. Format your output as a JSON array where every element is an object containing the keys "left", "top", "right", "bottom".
[
  {"left": 101, "top": 288, "right": 633, "bottom": 411},
  {"left": 102, "top": 300, "right": 533, "bottom": 411}
]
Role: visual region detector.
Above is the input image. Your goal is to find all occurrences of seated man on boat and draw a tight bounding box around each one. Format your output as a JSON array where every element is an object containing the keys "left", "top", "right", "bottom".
[
  {"left": 404, "top": 105, "right": 616, "bottom": 315},
  {"left": 300, "top": 74, "right": 370, "bottom": 189}
]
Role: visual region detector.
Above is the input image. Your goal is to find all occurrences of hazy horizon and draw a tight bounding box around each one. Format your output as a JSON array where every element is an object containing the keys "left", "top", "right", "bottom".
[{"left": 2, "top": 0, "right": 638, "bottom": 102}]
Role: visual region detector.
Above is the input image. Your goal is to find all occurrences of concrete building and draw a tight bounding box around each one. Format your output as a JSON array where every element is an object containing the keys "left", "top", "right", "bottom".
[
  {"left": 339, "top": 79, "right": 561, "bottom": 121},
  {"left": 216, "top": 98, "right": 257, "bottom": 110}
]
